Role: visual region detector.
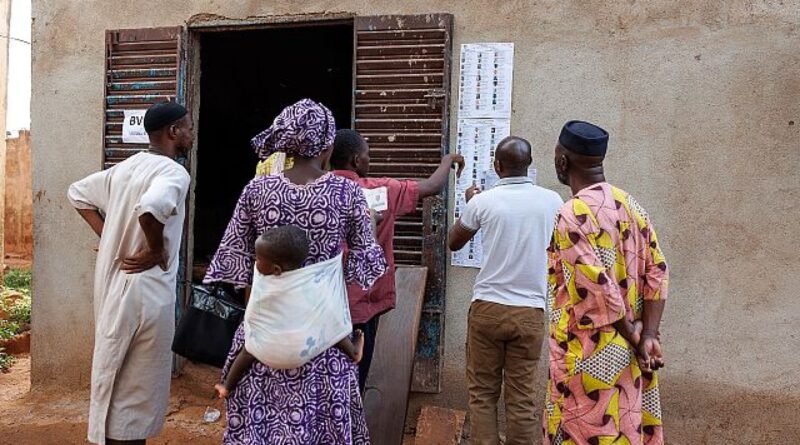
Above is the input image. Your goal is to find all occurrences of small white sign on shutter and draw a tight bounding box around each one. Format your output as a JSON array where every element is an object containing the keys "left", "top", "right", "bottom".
[{"left": 122, "top": 110, "right": 149, "bottom": 144}]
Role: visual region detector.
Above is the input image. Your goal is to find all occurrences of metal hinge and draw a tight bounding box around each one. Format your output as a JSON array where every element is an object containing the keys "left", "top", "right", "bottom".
[{"left": 424, "top": 88, "right": 446, "bottom": 108}]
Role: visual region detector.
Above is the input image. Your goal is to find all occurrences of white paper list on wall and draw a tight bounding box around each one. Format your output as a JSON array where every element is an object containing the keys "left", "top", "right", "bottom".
[
  {"left": 457, "top": 43, "right": 514, "bottom": 120},
  {"left": 451, "top": 118, "right": 511, "bottom": 269},
  {"left": 451, "top": 43, "right": 515, "bottom": 269}
]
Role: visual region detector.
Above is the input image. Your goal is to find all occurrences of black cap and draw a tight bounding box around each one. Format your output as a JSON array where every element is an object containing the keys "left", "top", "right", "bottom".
[
  {"left": 558, "top": 120, "right": 609, "bottom": 156},
  {"left": 143, "top": 101, "right": 188, "bottom": 133}
]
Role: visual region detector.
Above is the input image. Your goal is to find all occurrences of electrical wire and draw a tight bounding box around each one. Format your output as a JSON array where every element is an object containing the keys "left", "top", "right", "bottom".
[{"left": 0, "top": 35, "right": 29, "bottom": 45}]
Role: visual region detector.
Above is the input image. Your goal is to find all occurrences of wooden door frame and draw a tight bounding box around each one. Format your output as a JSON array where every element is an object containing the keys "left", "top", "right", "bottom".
[
  {"left": 178, "top": 14, "right": 357, "bottom": 320},
  {"left": 177, "top": 14, "right": 452, "bottom": 393}
]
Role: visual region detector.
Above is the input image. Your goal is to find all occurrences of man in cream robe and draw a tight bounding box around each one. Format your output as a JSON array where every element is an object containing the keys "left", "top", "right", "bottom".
[{"left": 68, "top": 102, "right": 193, "bottom": 445}]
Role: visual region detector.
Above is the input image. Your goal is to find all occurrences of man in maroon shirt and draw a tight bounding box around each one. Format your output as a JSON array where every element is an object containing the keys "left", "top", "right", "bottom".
[{"left": 331, "top": 129, "right": 464, "bottom": 391}]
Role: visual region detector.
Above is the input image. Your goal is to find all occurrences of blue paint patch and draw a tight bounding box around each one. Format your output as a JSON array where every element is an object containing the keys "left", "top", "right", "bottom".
[
  {"left": 415, "top": 313, "right": 441, "bottom": 358},
  {"left": 110, "top": 68, "right": 177, "bottom": 79},
  {"left": 106, "top": 94, "right": 173, "bottom": 105},
  {"left": 109, "top": 82, "right": 171, "bottom": 91}
]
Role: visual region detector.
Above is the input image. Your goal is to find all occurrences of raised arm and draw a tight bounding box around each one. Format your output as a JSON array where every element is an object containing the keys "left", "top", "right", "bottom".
[
  {"left": 76, "top": 209, "right": 105, "bottom": 237},
  {"left": 121, "top": 213, "right": 168, "bottom": 273},
  {"left": 68, "top": 169, "right": 111, "bottom": 237},
  {"left": 448, "top": 222, "right": 477, "bottom": 252},
  {"left": 447, "top": 184, "right": 480, "bottom": 251},
  {"left": 121, "top": 168, "right": 190, "bottom": 274},
  {"left": 416, "top": 154, "right": 465, "bottom": 198}
]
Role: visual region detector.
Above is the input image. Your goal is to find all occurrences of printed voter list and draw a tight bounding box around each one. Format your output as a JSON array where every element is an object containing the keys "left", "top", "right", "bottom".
[
  {"left": 451, "top": 119, "right": 511, "bottom": 268},
  {"left": 458, "top": 43, "right": 514, "bottom": 120},
  {"left": 452, "top": 42, "right": 514, "bottom": 268}
]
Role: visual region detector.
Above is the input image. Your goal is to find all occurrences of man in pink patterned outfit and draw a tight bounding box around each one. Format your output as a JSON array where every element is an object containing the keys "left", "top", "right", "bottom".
[{"left": 543, "top": 120, "right": 669, "bottom": 445}]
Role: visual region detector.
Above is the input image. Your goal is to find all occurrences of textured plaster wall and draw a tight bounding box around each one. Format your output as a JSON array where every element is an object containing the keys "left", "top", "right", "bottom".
[{"left": 32, "top": 1, "right": 799, "bottom": 442}]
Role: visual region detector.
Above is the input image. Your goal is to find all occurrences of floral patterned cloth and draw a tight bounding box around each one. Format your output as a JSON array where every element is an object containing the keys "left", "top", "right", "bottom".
[
  {"left": 544, "top": 183, "right": 669, "bottom": 445},
  {"left": 205, "top": 172, "right": 386, "bottom": 444},
  {"left": 250, "top": 99, "right": 336, "bottom": 161}
]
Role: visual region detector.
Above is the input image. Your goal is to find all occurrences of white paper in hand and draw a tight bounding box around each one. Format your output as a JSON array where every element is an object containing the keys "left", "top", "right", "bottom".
[{"left": 363, "top": 186, "right": 388, "bottom": 212}]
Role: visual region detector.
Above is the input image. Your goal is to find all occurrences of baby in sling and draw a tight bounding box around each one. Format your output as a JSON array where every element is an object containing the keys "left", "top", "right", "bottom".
[{"left": 216, "top": 225, "right": 364, "bottom": 398}]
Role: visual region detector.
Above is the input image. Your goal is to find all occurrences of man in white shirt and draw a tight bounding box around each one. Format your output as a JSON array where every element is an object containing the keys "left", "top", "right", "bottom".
[
  {"left": 448, "top": 136, "right": 563, "bottom": 445},
  {"left": 69, "top": 102, "right": 193, "bottom": 445}
]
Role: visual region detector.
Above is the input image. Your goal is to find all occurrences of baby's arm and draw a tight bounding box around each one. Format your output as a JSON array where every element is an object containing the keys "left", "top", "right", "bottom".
[
  {"left": 215, "top": 349, "right": 257, "bottom": 398},
  {"left": 336, "top": 330, "right": 365, "bottom": 364}
]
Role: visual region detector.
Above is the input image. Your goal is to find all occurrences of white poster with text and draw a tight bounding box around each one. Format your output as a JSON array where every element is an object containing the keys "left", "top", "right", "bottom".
[{"left": 122, "top": 110, "right": 149, "bottom": 144}]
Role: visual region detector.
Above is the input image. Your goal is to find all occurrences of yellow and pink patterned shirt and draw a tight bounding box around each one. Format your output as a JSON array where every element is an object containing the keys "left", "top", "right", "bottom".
[{"left": 544, "top": 182, "right": 669, "bottom": 445}]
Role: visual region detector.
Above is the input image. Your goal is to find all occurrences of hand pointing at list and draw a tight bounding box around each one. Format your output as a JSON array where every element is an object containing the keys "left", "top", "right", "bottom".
[{"left": 465, "top": 184, "right": 481, "bottom": 202}]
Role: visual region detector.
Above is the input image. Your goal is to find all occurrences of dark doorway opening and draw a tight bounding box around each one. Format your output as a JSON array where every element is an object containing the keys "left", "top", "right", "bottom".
[{"left": 192, "top": 23, "right": 354, "bottom": 278}]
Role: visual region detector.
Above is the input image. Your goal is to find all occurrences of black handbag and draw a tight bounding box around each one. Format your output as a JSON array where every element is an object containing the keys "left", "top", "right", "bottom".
[{"left": 172, "top": 284, "right": 245, "bottom": 368}]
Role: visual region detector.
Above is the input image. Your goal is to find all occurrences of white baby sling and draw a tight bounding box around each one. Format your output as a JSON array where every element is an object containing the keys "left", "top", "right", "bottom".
[{"left": 243, "top": 252, "right": 353, "bottom": 369}]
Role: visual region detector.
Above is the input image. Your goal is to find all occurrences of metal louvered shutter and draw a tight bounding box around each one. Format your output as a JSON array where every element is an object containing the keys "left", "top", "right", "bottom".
[
  {"left": 103, "top": 27, "right": 183, "bottom": 169},
  {"left": 353, "top": 14, "right": 453, "bottom": 393}
]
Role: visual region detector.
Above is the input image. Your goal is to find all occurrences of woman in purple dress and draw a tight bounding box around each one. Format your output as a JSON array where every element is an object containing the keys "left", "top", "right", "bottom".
[{"left": 205, "top": 99, "right": 386, "bottom": 444}]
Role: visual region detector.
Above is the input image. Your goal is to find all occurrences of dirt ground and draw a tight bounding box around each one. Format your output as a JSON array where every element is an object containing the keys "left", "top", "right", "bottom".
[
  {"left": 4, "top": 355, "right": 798, "bottom": 444},
  {"left": 0, "top": 355, "right": 428, "bottom": 445},
  {"left": 0, "top": 355, "right": 224, "bottom": 444}
]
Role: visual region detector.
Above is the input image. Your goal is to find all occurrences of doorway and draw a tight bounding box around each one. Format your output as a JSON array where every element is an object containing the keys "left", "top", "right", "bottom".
[
  {"left": 190, "top": 22, "right": 354, "bottom": 281},
  {"left": 100, "top": 14, "right": 452, "bottom": 393}
]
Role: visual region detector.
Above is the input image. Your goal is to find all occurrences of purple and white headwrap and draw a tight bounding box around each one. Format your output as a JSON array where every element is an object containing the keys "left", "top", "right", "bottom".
[{"left": 250, "top": 99, "right": 336, "bottom": 160}]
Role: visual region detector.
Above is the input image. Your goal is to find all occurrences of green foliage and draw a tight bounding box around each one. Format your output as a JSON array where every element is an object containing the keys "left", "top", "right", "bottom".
[
  {"left": 0, "top": 319, "right": 19, "bottom": 340},
  {"left": 0, "top": 347, "right": 14, "bottom": 372},
  {"left": 5, "top": 293, "right": 31, "bottom": 326},
  {"left": 3, "top": 269, "right": 31, "bottom": 293},
  {"left": 0, "top": 269, "right": 31, "bottom": 372},
  {"left": 0, "top": 319, "right": 20, "bottom": 340},
  {"left": 1, "top": 268, "right": 32, "bottom": 330}
]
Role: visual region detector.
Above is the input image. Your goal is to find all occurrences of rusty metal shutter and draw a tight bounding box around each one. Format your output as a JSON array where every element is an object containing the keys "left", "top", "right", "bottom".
[
  {"left": 353, "top": 14, "right": 453, "bottom": 393},
  {"left": 103, "top": 27, "right": 183, "bottom": 169}
]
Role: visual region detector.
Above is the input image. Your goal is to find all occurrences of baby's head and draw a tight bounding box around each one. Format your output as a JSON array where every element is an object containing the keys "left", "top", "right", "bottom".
[{"left": 255, "top": 225, "right": 309, "bottom": 276}]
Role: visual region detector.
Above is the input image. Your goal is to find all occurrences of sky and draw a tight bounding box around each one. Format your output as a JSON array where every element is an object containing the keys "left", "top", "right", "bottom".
[{"left": 6, "top": 0, "right": 31, "bottom": 134}]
